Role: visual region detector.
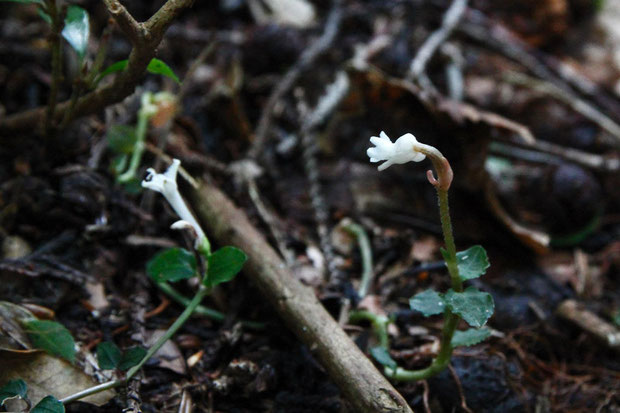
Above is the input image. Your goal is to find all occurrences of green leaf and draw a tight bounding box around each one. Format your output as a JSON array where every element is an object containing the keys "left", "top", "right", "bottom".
[
  {"left": 38, "top": 7, "right": 52, "bottom": 24},
  {"left": 147, "top": 247, "right": 197, "bottom": 283},
  {"left": 106, "top": 124, "right": 137, "bottom": 154},
  {"left": 97, "top": 59, "right": 129, "bottom": 83},
  {"left": 409, "top": 289, "right": 446, "bottom": 317},
  {"left": 118, "top": 346, "right": 147, "bottom": 371},
  {"left": 147, "top": 58, "right": 180, "bottom": 84},
  {"left": 205, "top": 246, "right": 247, "bottom": 287},
  {"left": 451, "top": 327, "right": 492, "bottom": 347},
  {"left": 370, "top": 346, "right": 396, "bottom": 370},
  {"left": 23, "top": 320, "right": 76, "bottom": 363},
  {"left": 96, "top": 341, "right": 122, "bottom": 370},
  {"left": 456, "top": 245, "right": 490, "bottom": 281},
  {"left": 0, "top": 379, "right": 28, "bottom": 406},
  {"left": 444, "top": 287, "right": 494, "bottom": 328},
  {"left": 61, "top": 5, "right": 89, "bottom": 59},
  {"left": 31, "top": 395, "right": 64, "bottom": 413}
]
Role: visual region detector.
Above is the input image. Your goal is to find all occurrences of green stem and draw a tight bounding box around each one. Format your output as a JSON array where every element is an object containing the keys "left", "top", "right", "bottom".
[
  {"left": 349, "top": 310, "right": 389, "bottom": 348},
  {"left": 156, "top": 281, "right": 264, "bottom": 330},
  {"left": 118, "top": 109, "right": 149, "bottom": 183},
  {"left": 385, "top": 187, "right": 463, "bottom": 381},
  {"left": 126, "top": 284, "right": 210, "bottom": 379},
  {"left": 60, "top": 284, "right": 210, "bottom": 405},
  {"left": 342, "top": 221, "right": 373, "bottom": 298}
]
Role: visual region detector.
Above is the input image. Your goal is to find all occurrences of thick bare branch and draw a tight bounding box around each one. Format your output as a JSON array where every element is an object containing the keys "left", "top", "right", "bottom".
[{"left": 103, "top": 0, "right": 144, "bottom": 45}]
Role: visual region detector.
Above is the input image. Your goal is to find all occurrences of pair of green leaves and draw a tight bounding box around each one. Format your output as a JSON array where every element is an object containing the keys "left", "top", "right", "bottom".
[
  {"left": 95, "top": 342, "right": 146, "bottom": 371},
  {"left": 0, "top": 380, "right": 64, "bottom": 413},
  {"left": 97, "top": 58, "right": 181, "bottom": 85},
  {"left": 146, "top": 246, "right": 247, "bottom": 288}
]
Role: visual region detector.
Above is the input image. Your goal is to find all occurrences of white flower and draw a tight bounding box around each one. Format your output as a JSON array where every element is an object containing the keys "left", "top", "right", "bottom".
[
  {"left": 367, "top": 131, "right": 426, "bottom": 171},
  {"left": 142, "top": 159, "right": 206, "bottom": 248}
]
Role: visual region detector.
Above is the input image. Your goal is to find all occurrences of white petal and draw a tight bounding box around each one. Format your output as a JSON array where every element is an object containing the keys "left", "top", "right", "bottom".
[{"left": 380, "top": 131, "right": 389, "bottom": 140}]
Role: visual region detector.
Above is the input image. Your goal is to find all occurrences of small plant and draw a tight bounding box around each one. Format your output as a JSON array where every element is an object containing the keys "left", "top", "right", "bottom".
[
  {"left": 0, "top": 159, "right": 248, "bottom": 411},
  {"left": 355, "top": 131, "right": 495, "bottom": 381}
]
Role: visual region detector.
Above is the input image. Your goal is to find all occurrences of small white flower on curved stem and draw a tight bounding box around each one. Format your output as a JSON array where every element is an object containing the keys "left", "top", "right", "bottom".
[
  {"left": 142, "top": 159, "right": 206, "bottom": 249},
  {"left": 367, "top": 131, "right": 426, "bottom": 171}
]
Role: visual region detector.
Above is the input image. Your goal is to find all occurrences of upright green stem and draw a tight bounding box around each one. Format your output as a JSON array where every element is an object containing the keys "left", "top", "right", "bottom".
[
  {"left": 118, "top": 108, "right": 149, "bottom": 183},
  {"left": 45, "top": 0, "right": 63, "bottom": 133}
]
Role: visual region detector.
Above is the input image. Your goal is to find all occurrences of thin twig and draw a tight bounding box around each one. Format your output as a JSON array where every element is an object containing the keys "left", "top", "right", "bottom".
[
  {"left": 407, "top": 0, "right": 468, "bottom": 82},
  {"left": 246, "top": 0, "right": 342, "bottom": 160},
  {"left": 103, "top": 0, "right": 145, "bottom": 45}
]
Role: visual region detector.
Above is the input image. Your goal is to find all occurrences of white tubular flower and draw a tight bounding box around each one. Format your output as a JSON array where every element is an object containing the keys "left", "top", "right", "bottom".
[
  {"left": 367, "top": 131, "right": 426, "bottom": 171},
  {"left": 142, "top": 159, "right": 206, "bottom": 248}
]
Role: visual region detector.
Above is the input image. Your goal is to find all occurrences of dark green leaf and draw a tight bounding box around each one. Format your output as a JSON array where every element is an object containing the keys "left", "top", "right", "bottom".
[
  {"left": 147, "top": 58, "right": 180, "bottom": 84},
  {"left": 456, "top": 245, "right": 490, "bottom": 281},
  {"left": 97, "top": 59, "right": 129, "bottom": 83},
  {"left": 0, "top": 379, "right": 28, "bottom": 406},
  {"left": 37, "top": 7, "right": 52, "bottom": 24},
  {"left": 147, "top": 247, "right": 197, "bottom": 283},
  {"left": 23, "top": 320, "right": 76, "bottom": 362},
  {"left": 409, "top": 289, "right": 445, "bottom": 317},
  {"left": 118, "top": 346, "right": 147, "bottom": 371},
  {"left": 451, "top": 327, "right": 492, "bottom": 347},
  {"left": 205, "top": 246, "right": 247, "bottom": 287},
  {"left": 31, "top": 395, "right": 64, "bottom": 413},
  {"left": 444, "top": 287, "right": 494, "bottom": 328},
  {"left": 96, "top": 341, "right": 122, "bottom": 370},
  {"left": 370, "top": 346, "right": 396, "bottom": 370},
  {"left": 106, "top": 124, "right": 137, "bottom": 154},
  {"left": 61, "top": 5, "right": 89, "bottom": 59}
]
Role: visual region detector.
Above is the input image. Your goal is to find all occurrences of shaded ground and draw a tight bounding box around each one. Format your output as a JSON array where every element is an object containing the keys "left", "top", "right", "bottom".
[{"left": 1, "top": 0, "right": 619, "bottom": 412}]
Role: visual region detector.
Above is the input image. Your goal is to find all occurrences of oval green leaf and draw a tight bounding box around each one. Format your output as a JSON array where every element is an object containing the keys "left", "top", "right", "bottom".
[
  {"left": 62, "top": 5, "right": 89, "bottom": 59},
  {"left": 0, "top": 379, "right": 28, "bottom": 406},
  {"left": 147, "top": 247, "right": 197, "bottom": 283},
  {"left": 451, "top": 327, "right": 491, "bottom": 347},
  {"left": 31, "top": 395, "right": 64, "bottom": 413},
  {"left": 205, "top": 246, "right": 247, "bottom": 287},
  {"left": 96, "top": 341, "right": 122, "bottom": 370},
  {"left": 22, "top": 320, "right": 76, "bottom": 363},
  {"left": 147, "top": 58, "right": 180, "bottom": 84},
  {"left": 409, "top": 289, "right": 445, "bottom": 317},
  {"left": 456, "top": 245, "right": 490, "bottom": 281},
  {"left": 444, "top": 287, "right": 494, "bottom": 328},
  {"left": 118, "top": 346, "right": 147, "bottom": 371}
]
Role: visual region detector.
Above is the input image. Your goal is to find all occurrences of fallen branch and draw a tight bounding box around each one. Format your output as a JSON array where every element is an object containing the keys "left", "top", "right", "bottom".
[
  {"left": 189, "top": 180, "right": 413, "bottom": 413},
  {"left": 0, "top": 0, "right": 193, "bottom": 136}
]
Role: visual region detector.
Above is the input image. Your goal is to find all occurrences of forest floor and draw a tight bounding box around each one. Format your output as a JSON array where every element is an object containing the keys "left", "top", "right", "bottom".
[{"left": 0, "top": 0, "right": 619, "bottom": 412}]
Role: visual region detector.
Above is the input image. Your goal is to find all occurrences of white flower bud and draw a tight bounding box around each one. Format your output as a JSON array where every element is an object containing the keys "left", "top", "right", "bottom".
[{"left": 367, "top": 131, "right": 426, "bottom": 171}]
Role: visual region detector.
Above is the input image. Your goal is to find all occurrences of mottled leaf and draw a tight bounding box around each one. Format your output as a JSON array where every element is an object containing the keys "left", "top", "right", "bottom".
[
  {"left": 456, "top": 245, "right": 490, "bottom": 281},
  {"left": 451, "top": 327, "right": 492, "bottom": 347},
  {"left": 31, "top": 395, "right": 64, "bottom": 413},
  {"left": 409, "top": 289, "right": 445, "bottom": 316},
  {"left": 444, "top": 287, "right": 494, "bottom": 328},
  {"left": 0, "top": 379, "right": 28, "bottom": 406}
]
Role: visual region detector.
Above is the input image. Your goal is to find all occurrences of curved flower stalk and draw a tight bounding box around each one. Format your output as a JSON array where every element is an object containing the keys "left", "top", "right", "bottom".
[
  {"left": 364, "top": 131, "right": 492, "bottom": 381},
  {"left": 142, "top": 159, "right": 210, "bottom": 254}
]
